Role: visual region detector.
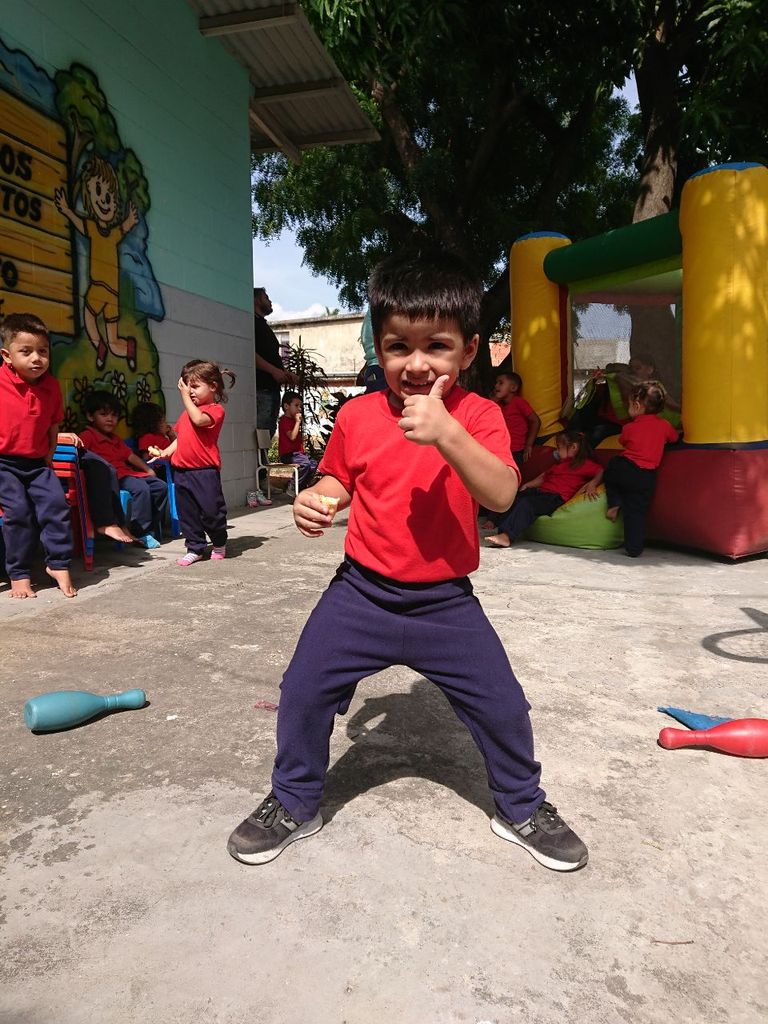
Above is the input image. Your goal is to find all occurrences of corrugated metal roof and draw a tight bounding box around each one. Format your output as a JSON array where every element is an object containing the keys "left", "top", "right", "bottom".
[{"left": 186, "top": 0, "right": 378, "bottom": 161}]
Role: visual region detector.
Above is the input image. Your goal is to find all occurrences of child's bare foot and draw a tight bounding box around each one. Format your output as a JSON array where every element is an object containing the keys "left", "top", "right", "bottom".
[
  {"left": 606, "top": 506, "right": 619, "bottom": 522},
  {"left": 9, "top": 579, "right": 36, "bottom": 599},
  {"left": 45, "top": 567, "right": 78, "bottom": 597},
  {"left": 485, "top": 533, "right": 512, "bottom": 549},
  {"left": 97, "top": 524, "right": 136, "bottom": 543}
]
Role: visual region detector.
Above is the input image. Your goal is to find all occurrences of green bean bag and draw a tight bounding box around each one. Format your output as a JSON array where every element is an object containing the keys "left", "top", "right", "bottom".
[{"left": 522, "top": 486, "right": 624, "bottom": 549}]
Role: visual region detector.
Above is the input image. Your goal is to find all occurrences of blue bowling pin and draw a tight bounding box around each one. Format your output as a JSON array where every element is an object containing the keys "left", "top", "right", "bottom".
[{"left": 24, "top": 689, "right": 147, "bottom": 732}]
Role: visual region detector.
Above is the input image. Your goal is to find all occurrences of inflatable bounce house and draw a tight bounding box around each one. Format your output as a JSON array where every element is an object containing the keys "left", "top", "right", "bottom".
[{"left": 509, "top": 162, "right": 768, "bottom": 559}]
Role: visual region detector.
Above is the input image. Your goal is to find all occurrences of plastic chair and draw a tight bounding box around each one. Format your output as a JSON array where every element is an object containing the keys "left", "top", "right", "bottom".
[
  {"left": 255, "top": 428, "right": 299, "bottom": 499},
  {"left": 51, "top": 444, "right": 95, "bottom": 571}
]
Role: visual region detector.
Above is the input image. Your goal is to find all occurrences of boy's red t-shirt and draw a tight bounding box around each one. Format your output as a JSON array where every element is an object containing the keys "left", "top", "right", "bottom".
[
  {"left": 620, "top": 414, "right": 678, "bottom": 469},
  {"left": 172, "top": 402, "right": 225, "bottom": 469},
  {"left": 79, "top": 427, "right": 148, "bottom": 477},
  {"left": 137, "top": 432, "right": 171, "bottom": 453},
  {"left": 0, "top": 363, "right": 64, "bottom": 459},
  {"left": 538, "top": 456, "right": 602, "bottom": 502},
  {"left": 500, "top": 395, "right": 534, "bottom": 450},
  {"left": 278, "top": 414, "right": 304, "bottom": 456},
  {"left": 318, "top": 387, "right": 520, "bottom": 582}
]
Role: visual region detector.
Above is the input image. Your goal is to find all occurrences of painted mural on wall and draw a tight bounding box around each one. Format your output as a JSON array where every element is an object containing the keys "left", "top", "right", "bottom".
[{"left": 0, "top": 36, "right": 165, "bottom": 434}]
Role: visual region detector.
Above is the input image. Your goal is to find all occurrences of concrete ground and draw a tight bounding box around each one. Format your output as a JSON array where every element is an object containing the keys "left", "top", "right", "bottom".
[{"left": 1, "top": 500, "right": 767, "bottom": 1024}]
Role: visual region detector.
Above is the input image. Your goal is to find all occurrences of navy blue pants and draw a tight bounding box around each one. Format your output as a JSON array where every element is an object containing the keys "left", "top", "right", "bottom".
[
  {"left": 604, "top": 455, "right": 656, "bottom": 557},
  {"left": 496, "top": 489, "right": 564, "bottom": 541},
  {"left": 281, "top": 451, "right": 318, "bottom": 490},
  {"left": 0, "top": 456, "right": 72, "bottom": 578},
  {"left": 174, "top": 467, "right": 227, "bottom": 553},
  {"left": 272, "top": 559, "right": 544, "bottom": 824},
  {"left": 119, "top": 474, "right": 168, "bottom": 535}
]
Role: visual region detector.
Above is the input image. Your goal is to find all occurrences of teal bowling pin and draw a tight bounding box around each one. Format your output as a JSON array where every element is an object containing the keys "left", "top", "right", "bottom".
[{"left": 24, "top": 689, "right": 147, "bottom": 732}]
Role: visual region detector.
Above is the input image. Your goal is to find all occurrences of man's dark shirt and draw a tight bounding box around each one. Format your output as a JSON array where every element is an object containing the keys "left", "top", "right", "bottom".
[{"left": 254, "top": 315, "right": 283, "bottom": 391}]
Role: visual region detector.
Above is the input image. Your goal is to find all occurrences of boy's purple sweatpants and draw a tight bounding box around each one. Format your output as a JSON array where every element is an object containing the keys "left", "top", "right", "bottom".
[
  {"left": 272, "top": 558, "right": 545, "bottom": 824},
  {"left": 0, "top": 456, "right": 72, "bottom": 579}
]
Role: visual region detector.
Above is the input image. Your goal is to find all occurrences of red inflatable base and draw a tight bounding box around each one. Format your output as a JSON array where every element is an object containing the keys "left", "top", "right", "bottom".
[{"left": 523, "top": 446, "right": 768, "bottom": 559}]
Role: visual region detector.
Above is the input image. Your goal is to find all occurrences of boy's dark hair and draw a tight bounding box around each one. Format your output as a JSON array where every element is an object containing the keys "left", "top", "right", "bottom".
[
  {"left": 84, "top": 391, "right": 121, "bottom": 417},
  {"left": 555, "top": 429, "right": 592, "bottom": 468},
  {"left": 368, "top": 249, "right": 482, "bottom": 343},
  {"left": 0, "top": 312, "right": 50, "bottom": 346},
  {"left": 131, "top": 402, "right": 165, "bottom": 437},
  {"left": 496, "top": 370, "right": 522, "bottom": 390},
  {"left": 282, "top": 389, "right": 300, "bottom": 408},
  {"left": 630, "top": 380, "right": 666, "bottom": 415},
  {"left": 181, "top": 359, "right": 236, "bottom": 403}
]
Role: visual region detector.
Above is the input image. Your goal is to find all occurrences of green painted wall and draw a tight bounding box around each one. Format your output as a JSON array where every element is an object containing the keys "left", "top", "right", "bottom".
[{"left": 2, "top": 0, "right": 253, "bottom": 312}]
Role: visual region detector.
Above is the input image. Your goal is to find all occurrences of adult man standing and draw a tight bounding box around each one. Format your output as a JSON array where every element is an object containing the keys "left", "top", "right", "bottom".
[{"left": 253, "top": 287, "right": 298, "bottom": 504}]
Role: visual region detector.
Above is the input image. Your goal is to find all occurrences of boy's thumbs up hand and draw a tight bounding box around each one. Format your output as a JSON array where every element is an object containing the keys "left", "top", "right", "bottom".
[{"left": 398, "top": 374, "right": 452, "bottom": 445}]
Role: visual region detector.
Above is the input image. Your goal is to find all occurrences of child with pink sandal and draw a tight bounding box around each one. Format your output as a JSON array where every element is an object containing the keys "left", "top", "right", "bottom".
[{"left": 148, "top": 360, "right": 235, "bottom": 566}]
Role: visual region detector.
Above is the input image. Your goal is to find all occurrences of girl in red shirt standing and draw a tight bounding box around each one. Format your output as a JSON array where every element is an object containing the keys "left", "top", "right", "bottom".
[
  {"left": 149, "top": 360, "right": 235, "bottom": 566},
  {"left": 604, "top": 381, "right": 679, "bottom": 557},
  {"left": 486, "top": 431, "right": 603, "bottom": 548}
]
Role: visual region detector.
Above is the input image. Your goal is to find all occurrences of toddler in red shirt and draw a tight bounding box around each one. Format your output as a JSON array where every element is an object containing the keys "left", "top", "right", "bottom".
[
  {"left": 278, "top": 390, "right": 317, "bottom": 492},
  {"left": 492, "top": 371, "right": 541, "bottom": 468},
  {"left": 0, "top": 312, "right": 76, "bottom": 598},
  {"left": 604, "top": 381, "right": 680, "bottom": 557},
  {"left": 80, "top": 391, "right": 167, "bottom": 549},
  {"left": 486, "top": 430, "right": 604, "bottom": 548},
  {"left": 148, "top": 360, "right": 235, "bottom": 566},
  {"left": 229, "top": 249, "right": 588, "bottom": 874},
  {"left": 131, "top": 402, "right": 176, "bottom": 461}
]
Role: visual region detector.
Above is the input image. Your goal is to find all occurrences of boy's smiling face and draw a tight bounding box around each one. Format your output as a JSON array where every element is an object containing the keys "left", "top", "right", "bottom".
[{"left": 376, "top": 314, "right": 478, "bottom": 406}]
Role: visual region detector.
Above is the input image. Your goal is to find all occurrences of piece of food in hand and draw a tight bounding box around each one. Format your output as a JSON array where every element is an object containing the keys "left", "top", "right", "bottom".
[
  {"left": 317, "top": 495, "right": 339, "bottom": 518},
  {"left": 147, "top": 445, "right": 163, "bottom": 457}
]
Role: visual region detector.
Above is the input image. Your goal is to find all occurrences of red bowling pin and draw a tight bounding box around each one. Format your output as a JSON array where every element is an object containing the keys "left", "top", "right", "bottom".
[{"left": 658, "top": 718, "right": 768, "bottom": 758}]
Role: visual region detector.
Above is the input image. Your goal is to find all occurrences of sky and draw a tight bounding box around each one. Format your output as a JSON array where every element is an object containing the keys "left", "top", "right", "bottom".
[{"left": 253, "top": 77, "right": 640, "bottom": 321}]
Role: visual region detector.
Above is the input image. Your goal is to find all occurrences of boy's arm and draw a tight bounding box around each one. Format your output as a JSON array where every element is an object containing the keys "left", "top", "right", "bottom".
[
  {"left": 292, "top": 476, "right": 351, "bottom": 537},
  {"left": 399, "top": 376, "right": 518, "bottom": 512},
  {"left": 46, "top": 423, "right": 61, "bottom": 466},
  {"left": 523, "top": 410, "right": 541, "bottom": 459},
  {"left": 127, "top": 451, "right": 156, "bottom": 476},
  {"left": 288, "top": 413, "right": 301, "bottom": 440}
]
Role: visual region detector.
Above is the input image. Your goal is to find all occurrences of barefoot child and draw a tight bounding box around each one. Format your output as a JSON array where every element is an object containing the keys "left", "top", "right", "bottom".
[
  {"left": 0, "top": 313, "right": 77, "bottom": 598},
  {"left": 278, "top": 390, "right": 317, "bottom": 491},
  {"left": 149, "top": 360, "right": 235, "bottom": 566},
  {"left": 486, "top": 430, "right": 603, "bottom": 549},
  {"left": 228, "top": 250, "right": 588, "bottom": 872},
  {"left": 603, "top": 381, "right": 679, "bottom": 557}
]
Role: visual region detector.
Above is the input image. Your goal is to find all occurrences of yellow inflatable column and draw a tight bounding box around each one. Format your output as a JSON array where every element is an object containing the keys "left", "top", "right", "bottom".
[
  {"left": 681, "top": 163, "right": 768, "bottom": 443},
  {"left": 510, "top": 232, "right": 571, "bottom": 435}
]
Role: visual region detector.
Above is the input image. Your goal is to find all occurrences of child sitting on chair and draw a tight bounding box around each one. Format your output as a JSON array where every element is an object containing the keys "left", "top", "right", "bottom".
[
  {"left": 79, "top": 391, "right": 167, "bottom": 548},
  {"left": 132, "top": 402, "right": 176, "bottom": 461},
  {"left": 0, "top": 312, "right": 77, "bottom": 598},
  {"left": 486, "top": 430, "right": 603, "bottom": 548},
  {"left": 278, "top": 390, "right": 317, "bottom": 492}
]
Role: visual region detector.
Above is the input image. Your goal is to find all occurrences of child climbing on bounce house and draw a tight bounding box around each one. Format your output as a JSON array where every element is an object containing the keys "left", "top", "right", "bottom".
[{"left": 486, "top": 430, "right": 603, "bottom": 548}]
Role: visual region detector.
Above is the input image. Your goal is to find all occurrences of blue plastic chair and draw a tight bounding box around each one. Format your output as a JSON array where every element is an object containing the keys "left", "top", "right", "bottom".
[{"left": 124, "top": 437, "right": 181, "bottom": 539}]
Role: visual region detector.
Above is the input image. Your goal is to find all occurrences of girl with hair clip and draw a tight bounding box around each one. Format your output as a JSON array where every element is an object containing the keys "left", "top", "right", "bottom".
[
  {"left": 486, "top": 430, "right": 604, "bottom": 548},
  {"left": 603, "top": 380, "right": 680, "bottom": 558},
  {"left": 148, "top": 360, "right": 236, "bottom": 566}
]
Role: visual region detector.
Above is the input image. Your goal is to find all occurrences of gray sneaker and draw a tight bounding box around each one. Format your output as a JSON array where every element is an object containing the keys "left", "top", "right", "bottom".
[
  {"left": 227, "top": 792, "right": 323, "bottom": 864},
  {"left": 491, "top": 801, "right": 588, "bottom": 872}
]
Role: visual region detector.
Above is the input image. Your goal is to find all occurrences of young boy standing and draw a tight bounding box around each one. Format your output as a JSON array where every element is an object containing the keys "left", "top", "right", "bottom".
[
  {"left": 492, "top": 371, "right": 540, "bottom": 468},
  {"left": 0, "top": 312, "right": 77, "bottom": 598},
  {"left": 229, "top": 250, "right": 587, "bottom": 872}
]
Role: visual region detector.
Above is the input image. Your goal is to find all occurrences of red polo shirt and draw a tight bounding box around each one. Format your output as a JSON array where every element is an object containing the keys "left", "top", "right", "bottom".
[
  {"left": 0, "top": 363, "right": 64, "bottom": 459},
  {"left": 319, "top": 387, "right": 519, "bottom": 582},
  {"left": 539, "top": 457, "right": 603, "bottom": 502},
  {"left": 172, "top": 403, "right": 225, "bottom": 469},
  {"left": 79, "top": 427, "right": 148, "bottom": 478},
  {"left": 620, "top": 414, "right": 679, "bottom": 469},
  {"left": 500, "top": 396, "right": 535, "bottom": 450}
]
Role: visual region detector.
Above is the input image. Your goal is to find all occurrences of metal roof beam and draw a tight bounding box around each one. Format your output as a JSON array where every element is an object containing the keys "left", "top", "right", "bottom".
[
  {"left": 298, "top": 128, "right": 380, "bottom": 147},
  {"left": 200, "top": 4, "right": 299, "bottom": 37},
  {"left": 248, "top": 104, "right": 301, "bottom": 164},
  {"left": 250, "top": 78, "right": 344, "bottom": 105}
]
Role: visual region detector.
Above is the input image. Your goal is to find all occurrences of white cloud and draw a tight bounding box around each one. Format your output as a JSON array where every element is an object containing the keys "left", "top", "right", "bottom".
[{"left": 268, "top": 301, "right": 329, "bottom": 321}]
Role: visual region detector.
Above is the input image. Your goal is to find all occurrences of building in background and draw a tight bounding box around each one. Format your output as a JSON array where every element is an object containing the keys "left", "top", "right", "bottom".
[
  {"left": 270, "top": 312, "right": 366, "bottom": 386},
  {"left": 0, "top": 0, "right": 375, "bottom": 505}
]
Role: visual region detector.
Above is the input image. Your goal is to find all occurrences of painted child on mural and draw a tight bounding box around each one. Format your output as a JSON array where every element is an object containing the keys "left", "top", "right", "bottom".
[{"left": 54, "top": 155, "right": 138, "bottom": 371}]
